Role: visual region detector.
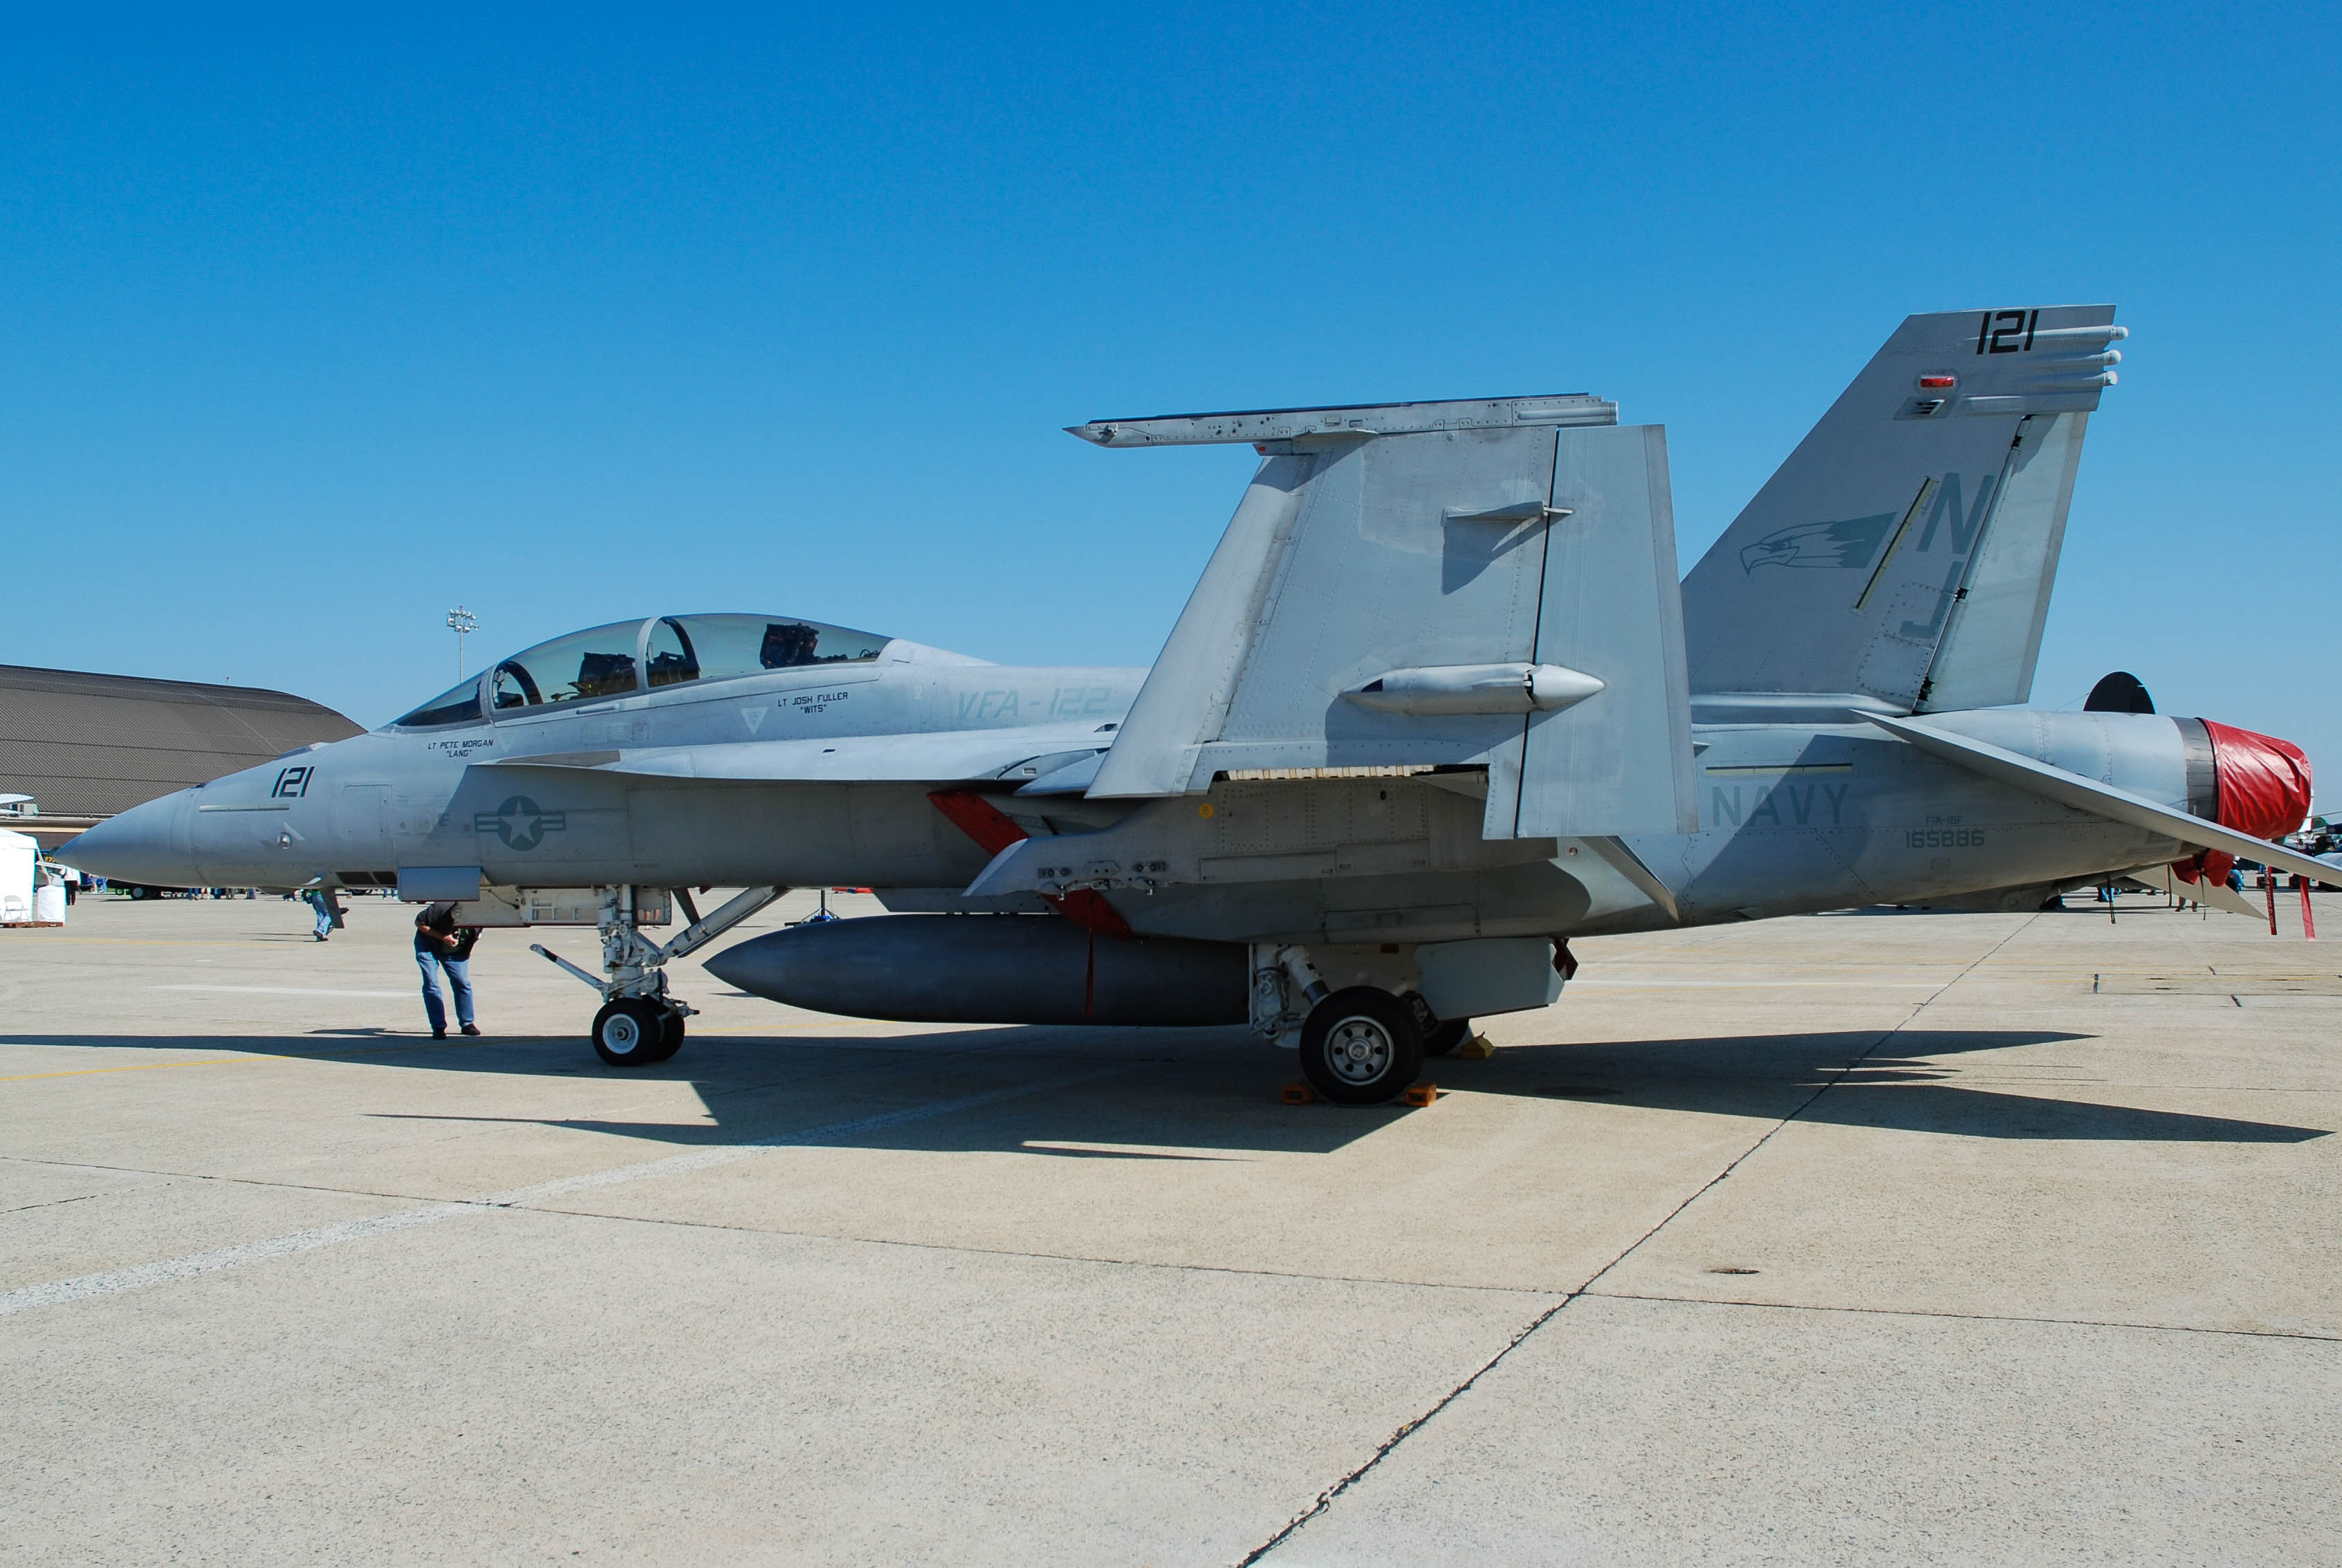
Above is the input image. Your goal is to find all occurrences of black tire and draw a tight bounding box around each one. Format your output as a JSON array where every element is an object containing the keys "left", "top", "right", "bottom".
[
  {"left": 129, "top": 885, "right": 149, "bottom": 901},
  {"left": 647, "top": 1006, "right": 686, "bottom": 1063},
  {"left": 592, "top": 998, "right": 668, "bottom": 1067},
  {"left": 1401, "top": 991, "right": 1468, "bottom": 1056},
  {"left": 1299, "top": 987, "right": 1424, "bottom": 1105},
  {"left": 1423, "top": 1017, "right": 1472, "bottom": 1056}
]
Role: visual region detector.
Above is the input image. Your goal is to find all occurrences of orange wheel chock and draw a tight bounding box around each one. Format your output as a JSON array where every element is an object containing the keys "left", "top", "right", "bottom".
[
  {"left": 1402, "top": 1084, "right": 1440, "bottom": 1108},
  {"left": 1280, "top": 1082, "right": 1317, "bottom": 1105}
]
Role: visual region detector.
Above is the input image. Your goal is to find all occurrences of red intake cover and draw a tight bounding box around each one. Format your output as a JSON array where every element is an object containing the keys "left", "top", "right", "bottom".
[{"left": 2175, "top": 721, "right": 2312, "bottom": 885}]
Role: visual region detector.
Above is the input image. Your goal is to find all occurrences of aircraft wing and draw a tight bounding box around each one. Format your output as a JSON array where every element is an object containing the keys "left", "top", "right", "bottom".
[
  {"left": 475, "top": 726, "right": 1109, "bottom": 786},
  {"left": 1870, "top": 714, "right": 2338, "bottom": 885}
]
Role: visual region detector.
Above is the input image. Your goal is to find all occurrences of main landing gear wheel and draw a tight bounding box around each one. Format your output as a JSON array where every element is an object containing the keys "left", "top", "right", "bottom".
[
  {"left": 591, "top": 997, "right": 670, "bottom": 1067},
  {"left": 1299, "top": 987, "right": 1425, "bottom": 1106},
  {"left": 1403, "top": 991, "right": 1468, "bottom": 1056},
  {"left": 1423, "top": 1017, "right": 1473, "bottom": 1056}
]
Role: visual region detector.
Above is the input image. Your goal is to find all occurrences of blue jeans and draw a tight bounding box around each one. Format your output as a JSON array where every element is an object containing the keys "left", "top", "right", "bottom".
[
  {"left": 304, "top": 893, "right": 333, "bottom": 936},
  {"left": 416, "top": 946, "right": 474, "bottom": 1032}
]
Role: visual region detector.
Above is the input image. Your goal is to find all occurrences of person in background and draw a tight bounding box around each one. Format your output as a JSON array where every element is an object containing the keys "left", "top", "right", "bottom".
[
  {"left": 413, "top": 901, "right": 483, "bottom": 1040},
  {"left": 300, "top": 886, "right": 334, "bottom": 942}
]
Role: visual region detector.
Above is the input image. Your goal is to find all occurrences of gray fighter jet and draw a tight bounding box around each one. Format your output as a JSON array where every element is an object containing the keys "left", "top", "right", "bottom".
[{"left": 67, "top": 306, "right": 2334, "bottom": 1102}]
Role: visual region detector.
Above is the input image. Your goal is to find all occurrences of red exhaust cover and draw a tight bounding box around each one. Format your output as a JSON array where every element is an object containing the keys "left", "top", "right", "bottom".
[
  {"left": 2176, "top": 721, "right": 2312, "bottom": 885},
  {"left": 2205, "top": 720, "right": 2313, "bottom": 840}
]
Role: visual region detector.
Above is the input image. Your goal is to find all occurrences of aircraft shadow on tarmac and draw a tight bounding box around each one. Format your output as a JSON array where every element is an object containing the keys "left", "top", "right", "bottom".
[{"left": 9, "top": 1024, "right": 2330, "bottom": 1154}]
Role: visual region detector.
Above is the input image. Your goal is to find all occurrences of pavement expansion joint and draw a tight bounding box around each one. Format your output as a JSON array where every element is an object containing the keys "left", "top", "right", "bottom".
[
  {"left": 1235, "top": 1292, "right": 1584, "bottom": 1567},
  {"left": 493, "top": 1201, "right": 1573, "bottom": 1298},
  {"left": 0, "top": 1154, "right": 544, "bottom": 1212},
  {"left": 1580, "top": 1289, "right": 2342, "bottom": 1345},
  {"left": 0, "top": 1190, "right": 110, "bottom": 1219}
]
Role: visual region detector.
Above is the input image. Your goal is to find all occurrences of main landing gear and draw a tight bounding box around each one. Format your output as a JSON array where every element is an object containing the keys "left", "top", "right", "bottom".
[
  {"left": 1260, "top": 948, "right": 1481, "bottom": 1104},
  {"left": 533, "top": 884, "right": 785, "bottom": 1068},
  {"left": 1298, "top": 987, "right": 1426, "bottom": 1106}
]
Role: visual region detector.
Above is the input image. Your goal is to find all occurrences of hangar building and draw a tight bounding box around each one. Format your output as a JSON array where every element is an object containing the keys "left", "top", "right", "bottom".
[{"left": 0, "top": 665, "right": 363, "bottom": 849}]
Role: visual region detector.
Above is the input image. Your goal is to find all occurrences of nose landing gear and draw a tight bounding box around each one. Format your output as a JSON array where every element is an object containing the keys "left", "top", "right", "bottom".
[{"left": 535, "top": 884, "right": 786, "bottom": 1067}]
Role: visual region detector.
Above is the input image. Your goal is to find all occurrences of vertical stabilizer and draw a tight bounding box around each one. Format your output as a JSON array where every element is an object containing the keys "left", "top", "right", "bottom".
[{"left": 1680, "top": 306, "right": 2121, "bottom": 711}]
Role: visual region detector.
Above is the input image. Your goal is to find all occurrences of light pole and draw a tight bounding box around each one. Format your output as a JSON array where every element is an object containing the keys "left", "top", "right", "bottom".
[{"left": 447, "top": 606, "right": 478, "bottom": 677}]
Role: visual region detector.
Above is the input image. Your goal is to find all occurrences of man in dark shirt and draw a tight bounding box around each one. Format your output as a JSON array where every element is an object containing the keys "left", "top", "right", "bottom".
[{"left": 414, "top": 901, "right": 483, "bottom": 1040}]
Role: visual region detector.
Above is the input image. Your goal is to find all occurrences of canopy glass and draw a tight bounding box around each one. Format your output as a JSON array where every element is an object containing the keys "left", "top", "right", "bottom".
[{"left": 391, "top": 614, "right": 891, "bottom": 728}]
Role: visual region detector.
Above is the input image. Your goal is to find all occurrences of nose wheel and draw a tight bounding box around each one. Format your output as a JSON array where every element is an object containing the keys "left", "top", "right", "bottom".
[
  {"left": 591, "top": 997, "right": 684, "bottom": 1067},
  {"left": 1298, "top": 987, "right": 1425, "bottom": 1105}
]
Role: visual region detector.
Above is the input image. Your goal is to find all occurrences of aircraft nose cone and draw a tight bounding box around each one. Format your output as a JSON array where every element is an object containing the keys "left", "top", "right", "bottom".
[{"left": 57, "top": 793, "right": 196, "bottom": 885}]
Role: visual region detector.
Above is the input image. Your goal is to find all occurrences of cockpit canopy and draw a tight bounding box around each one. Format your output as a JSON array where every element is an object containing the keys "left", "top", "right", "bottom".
[{"left": 392, "top": 614, "right": 891, "bottom": 729}]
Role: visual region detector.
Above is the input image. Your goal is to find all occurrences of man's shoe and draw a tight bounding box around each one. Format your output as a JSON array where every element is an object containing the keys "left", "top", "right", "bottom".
[
  {"left": 461, "top": 1024, "right": 481, "bottom": 1037},
  {"left": 314, "top": 932, "right": 328, "bottom": 942},
  {"left": 432, "top": 1029, "right": 447, "bottom": 1040}
]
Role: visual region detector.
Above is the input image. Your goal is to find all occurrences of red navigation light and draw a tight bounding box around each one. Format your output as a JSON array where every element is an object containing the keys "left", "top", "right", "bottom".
[{"left": 1917, "top": 374, "right": 1957, "bottom": 389}]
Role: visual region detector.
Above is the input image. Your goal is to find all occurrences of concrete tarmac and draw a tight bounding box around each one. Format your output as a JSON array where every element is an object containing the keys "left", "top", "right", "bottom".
[{"left": 2, "top": 889, "right": 2336, "bottom": 1565}]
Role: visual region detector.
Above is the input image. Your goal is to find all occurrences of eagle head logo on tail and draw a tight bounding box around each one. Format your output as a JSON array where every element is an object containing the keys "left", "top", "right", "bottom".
[{"left": 1740, "top": 512, "right": 1896, "bottom": 575}]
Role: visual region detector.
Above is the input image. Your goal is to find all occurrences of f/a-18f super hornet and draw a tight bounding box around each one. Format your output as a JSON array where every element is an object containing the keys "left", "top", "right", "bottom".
[{"left": 68, "top": 306, "right": 2333, "bottom": 1102}]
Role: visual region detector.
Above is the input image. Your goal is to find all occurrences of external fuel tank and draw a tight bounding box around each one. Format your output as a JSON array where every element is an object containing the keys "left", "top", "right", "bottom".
[{"left": 704, "top": 914, "right": 1248, "bottom": 1026}]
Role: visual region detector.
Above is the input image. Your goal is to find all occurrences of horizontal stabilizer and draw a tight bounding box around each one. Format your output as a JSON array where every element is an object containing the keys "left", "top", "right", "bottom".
[
  {"left": 2121, "top": 861, "right": 2269, "bottom": 921},
  {"left": 1870, "top": 714, "right": 2338, "bottom": 885}
]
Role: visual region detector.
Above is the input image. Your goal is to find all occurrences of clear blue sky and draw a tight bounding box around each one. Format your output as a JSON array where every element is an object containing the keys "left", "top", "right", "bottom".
[{"left": 5, "top": 6, "right": 2334, "bottom": 799}]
